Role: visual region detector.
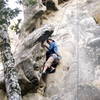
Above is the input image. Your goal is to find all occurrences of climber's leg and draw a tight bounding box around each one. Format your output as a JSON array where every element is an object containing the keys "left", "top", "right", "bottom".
[
  {"left": 42, "top": 54, "right": 58, "bottom": 74},
  {"left": 42, "top": 55, "right": 54, "bottom": 74}
]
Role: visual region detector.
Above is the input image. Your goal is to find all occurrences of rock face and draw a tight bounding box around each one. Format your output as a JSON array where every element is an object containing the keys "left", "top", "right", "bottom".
[{"left": 1, "top": 0, "right": 100, "bottom": 100}]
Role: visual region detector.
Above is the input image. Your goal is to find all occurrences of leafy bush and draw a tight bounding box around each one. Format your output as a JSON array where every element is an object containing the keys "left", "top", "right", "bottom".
[
  {"left": 24, "top": 0, "right": 37, "bottom": 6},
  {"left": 0, "top": 0, "right": 20, "bottom": 26}
]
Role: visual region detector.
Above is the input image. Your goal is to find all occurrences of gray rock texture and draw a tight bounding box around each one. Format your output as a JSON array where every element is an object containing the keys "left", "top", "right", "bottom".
[{"left": 0, "top": 0, "right": 100, "bottom": 100}]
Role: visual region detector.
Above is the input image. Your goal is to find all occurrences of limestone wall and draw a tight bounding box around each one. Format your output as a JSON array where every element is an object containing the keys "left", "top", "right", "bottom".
[{"left": 0, "top": 0, "right": 100, "bottom": 100}]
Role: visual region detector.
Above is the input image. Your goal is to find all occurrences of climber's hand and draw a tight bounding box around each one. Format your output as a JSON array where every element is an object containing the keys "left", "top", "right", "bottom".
[
  {"left": 41, "top": 42, "right": 49, "bottom": 49},
  {"left": 41, "top": 44, "right": 46, "bottom": 48}
]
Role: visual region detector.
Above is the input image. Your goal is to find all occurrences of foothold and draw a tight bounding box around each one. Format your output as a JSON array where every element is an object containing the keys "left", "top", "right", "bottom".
[{"left": 94, "top": 13, "right": 100, "bottom": 25}]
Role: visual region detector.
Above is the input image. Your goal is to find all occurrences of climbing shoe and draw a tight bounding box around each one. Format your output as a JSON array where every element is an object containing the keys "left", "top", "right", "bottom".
[
  {"left": 42, "top": 72, "right": 46, "bottom": 75},
  {"left": 49, "top": 68, "right": 55, "bottom": 73}
]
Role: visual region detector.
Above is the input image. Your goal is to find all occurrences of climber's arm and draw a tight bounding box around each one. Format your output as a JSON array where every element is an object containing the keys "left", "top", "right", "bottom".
[
  {"left": 41, "top": 42, "right": 49, "bottom": 50},
  {"left": 42, "top": 42, "right": 54, "bottom": 51},
  {"left": 44, "top": 44, "right": 49, "bottom": 50},
  {"left": 53, "top": 43, "right": 61, "bottom": 59}
]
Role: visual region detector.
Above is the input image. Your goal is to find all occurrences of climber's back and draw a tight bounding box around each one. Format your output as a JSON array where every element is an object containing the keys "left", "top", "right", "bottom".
[{"left": 46, "top": 39, "right": 58, "bottom": 56}]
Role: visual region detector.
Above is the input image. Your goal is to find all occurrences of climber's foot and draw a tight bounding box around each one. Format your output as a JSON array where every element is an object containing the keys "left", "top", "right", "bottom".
[
  {"left": 42, "top": 71, "right": 46, "bottom": 76},
  {"left": 49, "top": 68, "right": 55, "bottom": 73}
]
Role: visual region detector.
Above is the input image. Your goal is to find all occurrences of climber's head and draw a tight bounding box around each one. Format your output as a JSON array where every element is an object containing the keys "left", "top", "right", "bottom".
[{"left": 47, "top": 38, "right": 54, "bottom": 44}]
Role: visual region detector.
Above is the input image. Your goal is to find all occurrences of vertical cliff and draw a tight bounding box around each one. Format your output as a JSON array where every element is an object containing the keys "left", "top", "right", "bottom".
[{"left": 0, "top": 0, "right": 100, "bottom": 100}]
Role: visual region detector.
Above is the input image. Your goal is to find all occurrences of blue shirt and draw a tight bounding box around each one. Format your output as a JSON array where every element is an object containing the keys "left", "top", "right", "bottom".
[{"left": 48, "top": 41, "right": 58, "bottom": 55}]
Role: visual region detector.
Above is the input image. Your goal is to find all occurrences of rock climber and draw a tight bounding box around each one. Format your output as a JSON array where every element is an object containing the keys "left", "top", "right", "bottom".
[{"left": 42, "top": 38, "right": 61, "bottom": 75}]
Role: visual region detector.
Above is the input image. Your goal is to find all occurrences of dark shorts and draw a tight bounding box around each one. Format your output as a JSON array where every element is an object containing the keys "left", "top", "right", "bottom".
[{"left": 45, "top": 54, "right": 60, "bottom": 68}]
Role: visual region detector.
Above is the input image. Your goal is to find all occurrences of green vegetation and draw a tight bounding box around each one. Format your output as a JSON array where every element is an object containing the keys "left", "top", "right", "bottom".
[
  {"left": 0, "top": 0, "right": 20, "bottom": 27},
  {"left": 10, "top": 19, "right": 21, "bottom": 34},
  {"left": 29, "top": 0, "right": 37, "bottom": 5},
  {"left": 24, "top": 0, "right": 37, "bottom": 6}
]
